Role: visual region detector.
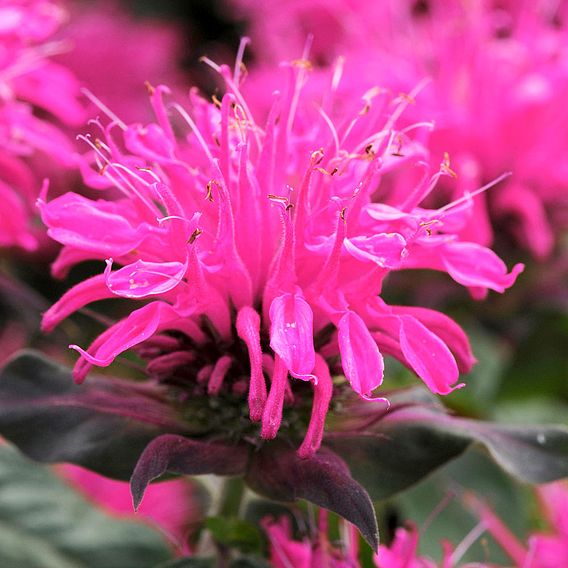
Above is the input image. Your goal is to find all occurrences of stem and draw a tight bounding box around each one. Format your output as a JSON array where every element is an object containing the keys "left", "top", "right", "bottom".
[
  {"left": 196, "top": 475, "right": 246, "bottom": 564},
  {"left": 219, "top": 476, "right": 245, "bottom": 518}
]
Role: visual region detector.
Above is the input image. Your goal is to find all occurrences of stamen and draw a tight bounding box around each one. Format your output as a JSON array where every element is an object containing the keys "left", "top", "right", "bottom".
[
  {"left": 233, "top": 36, "right": 251, "bottom": 85},
  {"left": 170, "top": 103, "right": 215, "bottom": 165},
  {"left": 316, "top": 105, "right": 341, "bottom": 157},
  {"left": 450, "top": 522, "right": 486, "bottom": 565},
  {"left": 437, "top": 172, "right": 512, "bottom": 215},
  {"left": 81, "top": 88, "right": 127, "bottom": 131}
]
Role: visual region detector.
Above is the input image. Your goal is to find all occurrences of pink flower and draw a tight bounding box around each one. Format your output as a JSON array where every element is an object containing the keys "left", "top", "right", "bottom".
[
  {"left": 263, "top": 511, "right": 360, "bottom": 567},
  {"left": 59, "top": 464, "right": 197, "bottom": 552},
  {"left": 40, "top": 49, "right": 521, "bottom": 456},
  {"left": 470, "top": 481, "right": 568, "bottom": 568},
  {"left": 374, "top": 523, "right": 492, "bottom": 568},
  {"left": 55, "top": 0, "right": 187, "bottom": 123},
  {"left": 230, "top": 0, "right": 568, "bottom": 259},
  {"left": 0, "top": 0, "right": 83, "bottom": 251}
]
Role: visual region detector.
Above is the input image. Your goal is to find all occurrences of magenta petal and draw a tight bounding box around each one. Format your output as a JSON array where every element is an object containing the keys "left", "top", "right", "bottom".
[
  {"left": 105, "top": 258, "right": 187, "bottom": 298},
  {"left": 442, "top": 242, "right": 524, "bottom": 293},
  {"left": 398, "top": 315, "right": 461, "bottom": 395},
  {"left": 40, "top": 193, "right": 150, "bottom": 256},
  {"left": 338, "top": 311, "right": 384, "bottom": 398},
  {"left": 297, "top": 353, "right": 333, "bottom": 459},
  {"left": 344, "top": 233, "right": 406, "bottom": 268},
  {"left": 70, "top": 302, "right": 170, "bottom": 368},
  {"left": 391, "top": 306, "right": 476, "bottom": 373},
  {"left": 42, "top": 274, "right": 113, "bottom": 332},
  {"left": 236, "top": 306, "right": 267, "bottom": 422},
  {"left": 261, "top": 355, "right": 289, "bottom": 440},
  {"left": 269, "top": 292, "right": 315, "bottom": 380}
]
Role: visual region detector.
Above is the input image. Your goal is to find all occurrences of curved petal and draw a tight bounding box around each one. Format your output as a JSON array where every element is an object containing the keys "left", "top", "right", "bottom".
[
  {"left": 338, "top": 311, "right": 384, "bottom": 398},
  {"left": 442, "top": 242, "right": 524, "bottom": 293},
  {"left": 398, "top": 315, "right": 462, "bottom": 395},
  {"left": 42, "top": 274, "right": 113, "bottom": 332},
  {"left": 269, "top": 292, "right": 315, "bottom": 380},
  {"left": 39, "top": 193, "right": 153, "bottom": 256},
  {"left": 70, "top": 302, "right": 173, "bottom": 368},
  {"left": 391, "top": 306, "right": 476, "bottom": 373},
  {"left": 105, "top": 258, "right": 187, "bottom": 298}
]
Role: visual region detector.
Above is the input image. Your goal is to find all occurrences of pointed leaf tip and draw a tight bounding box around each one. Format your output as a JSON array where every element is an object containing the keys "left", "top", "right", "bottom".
[
  {"left": 130, "top": 434, "right": 248, "bottom": 509},
  {"left": 245, "top": 443, "right": 379, "bottom": 551}
]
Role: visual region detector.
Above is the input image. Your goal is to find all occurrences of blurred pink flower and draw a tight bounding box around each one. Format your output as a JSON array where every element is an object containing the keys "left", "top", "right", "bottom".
[
  {"left": 0, "top": 0, "right": 83, "bottom": 251},
  {"left": 56, "top": 0, "right": 187, "bottom": 123},
  {"left": 40, "top": 51, "right": 521, "bottom": 456},
  {"left": 230, "top": 0, "right": 568, "bottom": 259},
  {"left": 471, "top": 481, "right": 568, "bottom": 568},
  {"left": 59, "top": 464, "right": 196, "bottom": 552},
  {"left": 374, "top": 523, "right": 491, "bottom": 568},
  {"left": 263, "top": 511, "right": 360, "bottom": 568}
]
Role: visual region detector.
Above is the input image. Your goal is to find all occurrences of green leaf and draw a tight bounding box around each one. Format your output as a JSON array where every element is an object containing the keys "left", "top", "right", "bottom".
[
  {"left": 327, "top": 387, "right": 568, "bottom": 501},
  {"left": 325, "top": 429, "right": 468, "bottom": 501},
  {"left": 394, "top": 448, "right": 532, "bottom": 565},
  {"left": 0, "top": 444, "right": 172, "bottom": 568},
  {"left": 0, "top": 350, "right": 185, "bottom": 480},
  {"left": 205, "top": 517, "right": 263, "bottom": 553}
]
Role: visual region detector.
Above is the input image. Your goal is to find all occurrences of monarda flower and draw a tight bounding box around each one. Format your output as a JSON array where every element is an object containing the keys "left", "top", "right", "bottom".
[
  {"left": 228, "top": 0, "right": 568, "bottom": 259},
  {"left": 55, "top": 0, "right": 187, "bottom": 123},
  {"left": 469, "top": 481, "right": 568, "bottom": 568},
  {"left": 39, "top": 48, "right": 522, "bottom": 459},
  {"left": 59, "top": 464, "right": 196, "bottom": 552},
  {"left": 0, "top": 0, "right": 82, "bottom": 251},
  {"left": 263, "top": 510, "right": 360, "bottom": 567},
  {"left": 374, "top": 522, "right": 493, "bottom": 568}
]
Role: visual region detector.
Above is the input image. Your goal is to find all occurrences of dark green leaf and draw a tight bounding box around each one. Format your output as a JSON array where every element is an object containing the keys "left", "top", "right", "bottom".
[
  {"left": 328, "top": 394, "right": 568, "bottom": 501},
  {"left": 325, "top": 429, "right": 469, "bottom": 501},
  {"left": 0, "top": 444, "right": 172, "bottom": 568},
  {"left": 245, "top": 443, "right": 379, "bottom": 551},
  {"left": 0, "top": 350, "right": 185, "bottom": 480}
]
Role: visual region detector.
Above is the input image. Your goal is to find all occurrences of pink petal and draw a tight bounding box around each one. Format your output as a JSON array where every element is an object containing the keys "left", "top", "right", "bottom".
[
  {"left": 261, "top": 355, "right": 289, "bottom": 440},
  {"left": 236, "top": 306, "right": 267, "bottom": 422},
  {"left": 442, "top": 242, "right": 524, "bottom": 293},
  {"left": 40, "top": 193, "right": 152, "bottom": 256},
  {"left": 70, "top": 302, "right": 172, "bottom": 368},
  {"left": 338, "top": 311, "right": 384, "bottom": 398},
  {"left": 269, "top": 292, "right": 315, "bottom": 380},
  {"left": 105, "top": 258, "right": 187, "bottom": 298},
  {"left": 398, "top": 315, "right": 462, "bottom": 395},
  {"left": 297, "top": 353, "right": 333, "bottom": 459},
  {"left": 391, "top": 306, "right": 476, "bottom": 373},
  {"left": 42, "top": 274, "right": 113, "bottom": 332},
  {"left": 344, "top": 233, "right": 406, "bottom": 268}
]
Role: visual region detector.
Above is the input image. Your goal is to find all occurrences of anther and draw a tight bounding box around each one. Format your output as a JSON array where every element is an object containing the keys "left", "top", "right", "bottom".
[{"left": 188, "top": 228, "right": 202, "bottom": 244}]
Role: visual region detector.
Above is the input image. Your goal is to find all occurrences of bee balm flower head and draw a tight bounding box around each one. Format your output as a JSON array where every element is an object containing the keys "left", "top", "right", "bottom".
[{"left": 40, "top": 47, "right": 522, "bottom": 457}]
